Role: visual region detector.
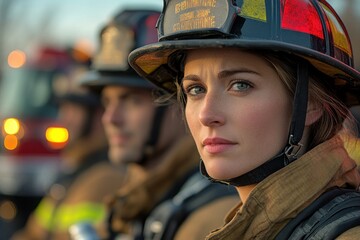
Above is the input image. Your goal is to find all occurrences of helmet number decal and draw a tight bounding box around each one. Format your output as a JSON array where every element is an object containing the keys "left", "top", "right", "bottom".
[{"left": 162, "top": 0, "right": 233, "bottom": 38}]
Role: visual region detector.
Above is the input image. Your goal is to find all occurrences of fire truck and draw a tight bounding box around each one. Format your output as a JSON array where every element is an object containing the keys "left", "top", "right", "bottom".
[{"left": 0, "top": 46, "right": 89, "bottom": 238}]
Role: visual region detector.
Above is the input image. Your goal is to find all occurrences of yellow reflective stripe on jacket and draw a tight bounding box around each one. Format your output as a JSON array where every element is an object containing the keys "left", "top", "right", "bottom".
[
  {"left": 342, "top": 134, "right": 360, "bottom": 165},
  {"left": 34, "top": 199, "right": 106, "bottom": 231},
  {"left": 34, "top": 200, "right": 54, "bottom": 229}
]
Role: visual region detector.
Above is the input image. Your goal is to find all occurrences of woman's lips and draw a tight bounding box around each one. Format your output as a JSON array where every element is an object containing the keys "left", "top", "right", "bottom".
[{"left": 202, "top": 137, "right": 237, "bottom": 154}]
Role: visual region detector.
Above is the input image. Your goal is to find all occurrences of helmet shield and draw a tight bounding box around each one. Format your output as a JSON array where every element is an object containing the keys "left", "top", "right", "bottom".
[
  {"left": 129, "top": 0, "right": 360, "bottom": 96},
  {"left": 160, "top": 0, "right": 238, "bottom": 40},
  {"left": 82, "top": 9, "right": 160, "bottom": 90}
]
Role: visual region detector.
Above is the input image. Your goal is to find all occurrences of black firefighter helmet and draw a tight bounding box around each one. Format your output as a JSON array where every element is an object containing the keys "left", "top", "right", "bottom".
[
  {"left": 129, "top": 0, "right": 360, "bottom": 94},
  {"left": 81, "top": 8, "right": 168, "bottom": 164},
  {"left": 81, "top": 9, "right": 161, "bottom": 91}
]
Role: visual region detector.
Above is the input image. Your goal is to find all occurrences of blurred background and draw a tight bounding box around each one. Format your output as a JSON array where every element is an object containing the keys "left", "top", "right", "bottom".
[
  {"left": 0, "top": 1, "right": 161, "bottom": 239},
  {"left": 0, "top": 0, "right": 358, "bottom": 239}
]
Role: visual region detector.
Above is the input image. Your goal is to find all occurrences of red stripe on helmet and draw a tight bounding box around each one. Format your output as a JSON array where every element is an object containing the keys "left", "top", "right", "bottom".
[{"left": 281, "top": 0, "right": 324, "bottom": 39}]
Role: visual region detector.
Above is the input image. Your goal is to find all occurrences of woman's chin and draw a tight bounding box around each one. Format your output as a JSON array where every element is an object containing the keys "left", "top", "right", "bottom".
[
  {"left": 206, "top": 166, "right": 238, "bottom": 181},
  {"left": 205, "top": 162, "right": 250, "bottom": 181}
]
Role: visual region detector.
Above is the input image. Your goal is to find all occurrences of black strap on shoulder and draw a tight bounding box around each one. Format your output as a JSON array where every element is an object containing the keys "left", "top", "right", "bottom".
[
  {"left": 143, "top": 172, "right": 237, "bottom": 240},
  {"left": 276, "top": 187, "right": 360, "bottom": 240}
]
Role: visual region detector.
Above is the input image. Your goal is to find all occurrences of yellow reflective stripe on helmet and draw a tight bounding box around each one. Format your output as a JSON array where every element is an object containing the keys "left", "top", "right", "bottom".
[
  {"left": 321, "top": 3, "right": 352, "bottom": 57},
  {"left": 34, "top": 200, "right": 106, "bottom": 231},
  {"left": 240, "top": 0, "right": 267, "bottom": 22}
]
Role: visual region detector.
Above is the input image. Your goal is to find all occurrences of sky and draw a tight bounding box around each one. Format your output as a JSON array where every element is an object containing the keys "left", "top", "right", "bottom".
[
  {"left": 47, "top": 0, "right": 163, "bottom": 48},
  {"left": 1, "top": 0, "right": 163, "bottom": 56},
  {"left": 1, "top": 0, "right": 359, "bottom": 60}
]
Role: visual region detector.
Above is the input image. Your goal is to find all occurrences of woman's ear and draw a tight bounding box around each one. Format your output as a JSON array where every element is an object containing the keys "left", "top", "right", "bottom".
[{"left": 305, "top": 102, "right": 323, "bottom": 126}]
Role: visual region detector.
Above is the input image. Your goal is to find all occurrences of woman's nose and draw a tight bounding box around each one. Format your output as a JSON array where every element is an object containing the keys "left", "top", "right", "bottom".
[{"left": 199, "top": 92, "right": 225, "bottom": 127}]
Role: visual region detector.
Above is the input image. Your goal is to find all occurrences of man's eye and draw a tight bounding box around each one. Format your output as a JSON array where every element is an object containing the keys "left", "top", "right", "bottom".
[{"left": 127, "top": 95, "right": 145, "bottom": 105}]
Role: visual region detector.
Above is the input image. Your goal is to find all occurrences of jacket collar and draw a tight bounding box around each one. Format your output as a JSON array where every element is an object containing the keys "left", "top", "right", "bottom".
[{"left": 206, "top": 134, "right": 360, "bottom": 240}]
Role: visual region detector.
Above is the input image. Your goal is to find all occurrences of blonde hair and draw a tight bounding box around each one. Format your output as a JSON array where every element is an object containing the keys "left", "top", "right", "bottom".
[{"left": 261, "top": 52, "right": 353, "bottom": 149}]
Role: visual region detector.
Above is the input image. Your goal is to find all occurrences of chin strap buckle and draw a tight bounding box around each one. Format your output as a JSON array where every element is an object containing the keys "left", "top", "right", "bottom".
[{"left": 284, "top": 135, "right": 303, "bottom": 165}]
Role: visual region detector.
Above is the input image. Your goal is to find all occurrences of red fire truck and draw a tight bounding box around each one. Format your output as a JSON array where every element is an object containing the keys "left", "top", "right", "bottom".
[{"left": 0, "top": 46, "right": 89, "bottom": 238}]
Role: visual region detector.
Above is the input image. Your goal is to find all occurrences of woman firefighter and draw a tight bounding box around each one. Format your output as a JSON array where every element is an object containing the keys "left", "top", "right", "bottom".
[{"left": 129, "top": 0, "right": 360, "bottom": 239}]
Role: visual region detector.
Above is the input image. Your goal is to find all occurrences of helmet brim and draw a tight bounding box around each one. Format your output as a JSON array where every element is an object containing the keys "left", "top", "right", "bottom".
[
  {"left": 129, "top": 39, "right": 360, "bottom": 94},
  {"left": 80, "top": 70, "right": 157, "bottom": 93}
]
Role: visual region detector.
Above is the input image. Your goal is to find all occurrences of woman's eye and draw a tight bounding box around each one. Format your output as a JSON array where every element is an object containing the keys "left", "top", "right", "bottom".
[
  {"left": 231, "top": 81, "right": 251, "bottom": 91},
  {"left": 184, "top": 85, "right": 205, "bottom": 96}
]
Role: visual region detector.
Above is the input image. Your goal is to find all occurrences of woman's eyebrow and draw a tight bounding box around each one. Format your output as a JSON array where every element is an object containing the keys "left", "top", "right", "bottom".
[
  {"left": 218, "top": 69, "right": 260, "bottom": 79},
  {"left": 182, "top": 74, "right": 200, "bottom": 82},
  {"left": 183, "top": 68, "right": 260, "bottom": 82}
]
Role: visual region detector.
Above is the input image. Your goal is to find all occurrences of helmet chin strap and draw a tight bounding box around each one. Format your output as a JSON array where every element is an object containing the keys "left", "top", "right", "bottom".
[
  {"left": 200, "top": 60, "right": 309, "bottom": 186},
  {"left": 138, "top": 105, "right": 167, "bottom": 165}
]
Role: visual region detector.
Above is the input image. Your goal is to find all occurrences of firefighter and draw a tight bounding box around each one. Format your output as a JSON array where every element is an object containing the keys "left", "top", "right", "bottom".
[
  {"left": 129, "top": 0, "right": 360, "bottom": 239},
  {"left": 11, "top": 57, "right": 124, "bottom": 240},
  {"left": 79, "top": 8, "right": 238, "bottom": 240}
]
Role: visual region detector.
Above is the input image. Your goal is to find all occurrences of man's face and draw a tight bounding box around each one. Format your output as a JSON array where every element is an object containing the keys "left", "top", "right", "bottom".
[{"left": 101, "top": 85, "right": 156, "bottom": 165}]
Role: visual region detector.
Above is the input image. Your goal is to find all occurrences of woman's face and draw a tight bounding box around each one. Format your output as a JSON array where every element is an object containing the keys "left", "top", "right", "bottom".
[{"left": 183, "top": 48, "right": 293, "bottom": 180}]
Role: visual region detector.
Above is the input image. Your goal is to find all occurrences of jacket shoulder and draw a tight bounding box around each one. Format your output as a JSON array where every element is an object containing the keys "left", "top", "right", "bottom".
[
  {"left": 174, "top": 195, "right": 240, "bottom": 240},
  {"left": 65, "top": 162, "right": 126, "bottom": 202},
  {"left": 337, "top": 226, "right": 360, "bottom": 240}
]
